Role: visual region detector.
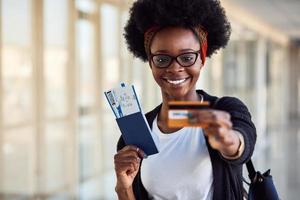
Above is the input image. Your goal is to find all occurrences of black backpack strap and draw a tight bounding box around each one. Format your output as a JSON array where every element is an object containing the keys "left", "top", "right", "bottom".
[
  {"left": 145, "top": 104, "right": 162, "bottom": 129},
  {"left": 246, "top": 159, "right": 257, "bottom": 181}
]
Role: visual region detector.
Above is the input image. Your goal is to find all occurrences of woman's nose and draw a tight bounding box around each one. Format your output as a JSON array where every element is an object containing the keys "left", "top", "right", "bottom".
[{"left": 166, "top": 59, "right": 184, "bottom": 73}]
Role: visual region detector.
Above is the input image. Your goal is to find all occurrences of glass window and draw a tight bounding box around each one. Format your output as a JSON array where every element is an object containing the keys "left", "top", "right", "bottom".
[
  {"left": 42, "top": 0, "right": 72, "bottom": 194},
  {"left": 2, "top": 0, "right": 32, "bottom": 45},
  {"left": 101, "top": 4, "right": 119, "bottom": 89},
  {"left": 44, "top": 0, "right": 69, "bottom": 118},
  {"left": 44, "top": 122, "right": 69, "bottom": 191},
  {"left": 2, "top": 127, "right": 35, "bottom": 193},
  {"left": 79, "top": 115, "right": 101, "bottom": 180},
  {"left": 76, "top": 19, "right": 97, "bottom": 108},
  {"left": 99, "top": 4, "right": 122, "bottom": 199},
  {"left": 119, "top": 11, "right": 131, "bottom": 83},
  {"left": 267, "top": 43, "right": 287, "bottom": 126},
  {"left": 1, "top": 0, "right": 33, "bottom": 126},
  {"left": 223, "top": 40, "right": 239, "bottom": 94},
  {"left": 100, "top": 2, "right": 120, "bottom": 171},
  {"left": 76, "top": 1, "right": 101, "bottom": 185},
  {"left": 76, "top": 0, "right": 97, "bottom": 13}
]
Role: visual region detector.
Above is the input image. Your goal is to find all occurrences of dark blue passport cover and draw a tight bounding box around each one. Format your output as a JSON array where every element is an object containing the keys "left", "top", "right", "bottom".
[{"left": 116, "top": 112, "right": 159, "bottom": 156}]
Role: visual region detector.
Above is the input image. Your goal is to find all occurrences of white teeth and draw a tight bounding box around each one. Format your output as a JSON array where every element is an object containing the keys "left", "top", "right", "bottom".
[{"left": 166, "top": 79, "right": 186, "bottom": 85}]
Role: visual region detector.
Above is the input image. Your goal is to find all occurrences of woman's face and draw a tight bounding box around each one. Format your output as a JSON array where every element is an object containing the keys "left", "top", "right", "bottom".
[{"left": 149, "top": 27, "right": 203, "bottom": 101}]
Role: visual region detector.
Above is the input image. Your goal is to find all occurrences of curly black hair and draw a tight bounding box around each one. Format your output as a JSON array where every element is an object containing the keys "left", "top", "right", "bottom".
[{"left": 124, "top": 0, "right": 231, "bottom": 62}]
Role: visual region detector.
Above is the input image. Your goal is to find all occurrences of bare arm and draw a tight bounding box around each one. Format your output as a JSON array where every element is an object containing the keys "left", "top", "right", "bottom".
[
  {"left": 115, "top": 186, "right": 136, "bottom": 200},
  {"left": 114, "top": 145, "right": 146, "bottom": 200}
]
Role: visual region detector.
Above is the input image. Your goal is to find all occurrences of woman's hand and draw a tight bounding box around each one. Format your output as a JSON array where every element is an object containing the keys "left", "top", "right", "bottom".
[
  {"left": 114, "top": 145, "right": 146, "bottom": 192},
  {"left": 189, "top": 109, "right": 241, "bottom": 157}
]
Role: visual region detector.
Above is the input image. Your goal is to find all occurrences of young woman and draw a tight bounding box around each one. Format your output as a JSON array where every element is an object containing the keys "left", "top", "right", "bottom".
[{"left": 114, "top": 0, "right": 256, "bottom": 199}]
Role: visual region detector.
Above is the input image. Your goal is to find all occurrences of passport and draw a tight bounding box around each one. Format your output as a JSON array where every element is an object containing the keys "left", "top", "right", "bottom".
[
  {"left": 116, "top": 112, "right": 158, "bottom": 155},
  {"left": 104, "top": 83, "right": 158, "bottom": 156}
]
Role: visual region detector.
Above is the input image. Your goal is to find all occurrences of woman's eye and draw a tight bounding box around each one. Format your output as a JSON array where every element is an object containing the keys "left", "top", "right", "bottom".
[
  {"left": 182, "top": 56, "right": 193, "bottom": 61},
  {"left": 155, "top": 56, "right": 169, "bottom": 63},
  {"left": 181, "top": 56, "right": 194, "bottom": 62},
  {"left": 180, "top": 54, "right": 196, "bottom": 63}
]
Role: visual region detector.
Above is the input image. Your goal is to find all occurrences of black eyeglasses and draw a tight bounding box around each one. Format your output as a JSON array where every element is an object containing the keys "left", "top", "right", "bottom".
[{"left": 150, "top": 50, "right": 201, "bottom": 68}]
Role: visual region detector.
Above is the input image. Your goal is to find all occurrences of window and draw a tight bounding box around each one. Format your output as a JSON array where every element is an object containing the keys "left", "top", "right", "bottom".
[
  {"left": 43, "top": 0, "right": 70, "bottom": 192},
  {"left": 1, "top": 0, "right": 34, "bottom": 193}
]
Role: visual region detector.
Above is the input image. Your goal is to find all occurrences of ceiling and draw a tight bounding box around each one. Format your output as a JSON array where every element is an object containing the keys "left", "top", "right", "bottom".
[{"left": 223, "top": 0, "right": 300, "bottom": 45}]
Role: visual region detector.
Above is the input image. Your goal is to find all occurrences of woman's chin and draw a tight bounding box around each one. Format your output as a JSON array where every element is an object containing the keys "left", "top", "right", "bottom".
[{"left": 164, "top": 90, "right": 190, "bottom": 101}]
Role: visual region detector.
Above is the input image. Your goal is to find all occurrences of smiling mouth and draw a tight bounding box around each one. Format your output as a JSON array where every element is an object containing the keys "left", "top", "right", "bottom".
[{"left": 164, "top": 78, "right": 189, "bottom": 85}]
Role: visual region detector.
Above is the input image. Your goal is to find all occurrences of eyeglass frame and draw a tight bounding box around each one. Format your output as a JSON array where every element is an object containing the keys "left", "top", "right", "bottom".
[{"left": 149, "top": 50, "right": 201, "bottom": 69}]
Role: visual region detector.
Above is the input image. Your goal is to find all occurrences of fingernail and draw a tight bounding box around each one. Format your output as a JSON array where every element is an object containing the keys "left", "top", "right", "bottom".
[{"left": 187, "top": 113, "right": 194, "bottom": 118}]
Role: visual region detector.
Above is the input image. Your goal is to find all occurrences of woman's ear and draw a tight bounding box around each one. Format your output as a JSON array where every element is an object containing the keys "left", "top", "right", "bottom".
[{"left": 200, "top": 63, "right": 204, "bottom": 69}]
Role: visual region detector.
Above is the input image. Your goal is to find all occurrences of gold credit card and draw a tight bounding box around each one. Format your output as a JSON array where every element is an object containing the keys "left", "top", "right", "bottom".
[{"left": 167, "top": 101, "right": 210, "bottom": 128}]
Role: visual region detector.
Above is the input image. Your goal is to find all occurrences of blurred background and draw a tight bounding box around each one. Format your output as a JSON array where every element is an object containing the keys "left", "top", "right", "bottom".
[{"left": 0, "top": 0, "right": 299, "bottom": 199}]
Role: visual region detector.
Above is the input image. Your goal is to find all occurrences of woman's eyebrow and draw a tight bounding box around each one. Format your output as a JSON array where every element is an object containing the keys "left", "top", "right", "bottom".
[
  {"left": 152, "top": 48, "right": 197, "bottom": 54},
  {"left": 152, "top": 50, "right": 169, "bottom": 54},
  {"left": 179, "top": 48, "right": 198, "bottom": 52}
]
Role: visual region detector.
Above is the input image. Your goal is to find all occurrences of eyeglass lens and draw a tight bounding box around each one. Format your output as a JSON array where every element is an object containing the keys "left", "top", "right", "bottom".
[{"left": 152, "top": 52, "right": 198, "bottom": 68}]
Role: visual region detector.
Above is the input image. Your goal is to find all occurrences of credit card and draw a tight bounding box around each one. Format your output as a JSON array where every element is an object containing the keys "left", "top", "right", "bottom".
[{"left": 168, "top": 101, "right": 210, "bottom": 128}]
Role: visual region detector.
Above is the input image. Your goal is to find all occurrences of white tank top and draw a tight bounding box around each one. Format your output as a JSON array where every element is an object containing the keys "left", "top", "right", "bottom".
[{"left": 141, "top": 116, "right": 214, "bottom": 200}]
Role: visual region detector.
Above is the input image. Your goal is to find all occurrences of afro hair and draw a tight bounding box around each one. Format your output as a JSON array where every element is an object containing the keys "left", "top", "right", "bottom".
[{"left": 124, "top": 0, "right": 231, "bottom": 62}]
